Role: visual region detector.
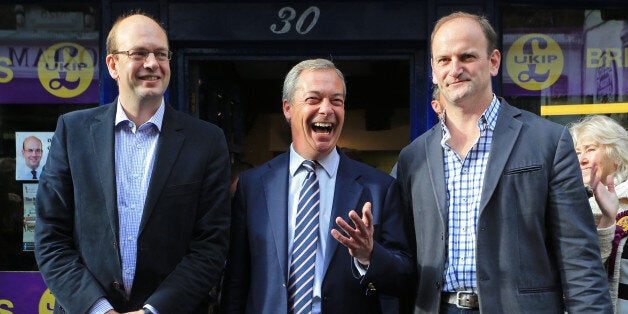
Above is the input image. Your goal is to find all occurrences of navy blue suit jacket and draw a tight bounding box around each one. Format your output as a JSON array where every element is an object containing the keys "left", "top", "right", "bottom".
[
  {"left": 221, "top": 149, "right": 415, "bottom": 313},
  {"left": 34, "top": 101, "right": 231, "bottom": 313}
]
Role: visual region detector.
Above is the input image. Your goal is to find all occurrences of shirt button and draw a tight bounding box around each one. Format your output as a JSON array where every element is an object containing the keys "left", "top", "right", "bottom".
[{"left": 125, "top": 269, "right": 131, "bottom": 274}]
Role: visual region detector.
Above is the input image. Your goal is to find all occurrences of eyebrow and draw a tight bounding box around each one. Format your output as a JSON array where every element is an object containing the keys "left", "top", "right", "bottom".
[
  {"left": 578, "top": 143, "right": 599, "bottom": 150},
  {"left": 304, "top": 91, "right": 344, "bottom": 98}
]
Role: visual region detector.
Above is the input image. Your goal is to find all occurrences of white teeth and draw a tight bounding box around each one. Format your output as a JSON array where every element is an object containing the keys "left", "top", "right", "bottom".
[
  {"left": 314, "top": 122, "right": 332, "bottom": 127},
  {"left": 312, "top": 122, "right": 332, "bottom": 134}
]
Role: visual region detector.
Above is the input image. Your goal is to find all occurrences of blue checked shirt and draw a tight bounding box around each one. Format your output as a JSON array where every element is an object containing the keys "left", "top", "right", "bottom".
[
  {"left": 90, "top": 101, "right": 163, "bottom": 314},
  {"left": 441, "top": 96, "right": 499, "bottom": 293}
]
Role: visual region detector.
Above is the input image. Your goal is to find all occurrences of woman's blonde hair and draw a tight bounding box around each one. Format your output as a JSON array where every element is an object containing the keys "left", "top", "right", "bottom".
[{"left": 569, "top": 115, "right": 628, "bottom": 184}]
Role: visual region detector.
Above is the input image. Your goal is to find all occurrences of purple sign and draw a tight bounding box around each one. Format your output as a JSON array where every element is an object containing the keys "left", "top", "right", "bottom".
[
  {"left": 503, "top": 22, "right": 627, "bottom": 99},
  {"left": 0, "top": 40, "right": 99, "bottom": 104},
  {"left": 0, "top": 272, "right": 54, "bottom": 313}
]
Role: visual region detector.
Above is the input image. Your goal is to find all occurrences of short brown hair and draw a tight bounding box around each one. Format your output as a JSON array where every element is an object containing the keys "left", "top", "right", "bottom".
[{"left": 431, "top": 11, "right": 497, "bottom": 57}]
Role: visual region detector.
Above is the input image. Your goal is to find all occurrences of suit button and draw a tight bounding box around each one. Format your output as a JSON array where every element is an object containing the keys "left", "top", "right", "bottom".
[
  {"left": 368, "top": 283, "right": 376, "bottom": 291},
  {"left": 113, "top": 281, "right": 122, "bottom": 289}
]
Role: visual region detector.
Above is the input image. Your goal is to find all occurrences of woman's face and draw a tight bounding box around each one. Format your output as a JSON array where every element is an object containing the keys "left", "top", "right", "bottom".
[{"left": 575, "top": 137, "right": 618, "bottom": 186}]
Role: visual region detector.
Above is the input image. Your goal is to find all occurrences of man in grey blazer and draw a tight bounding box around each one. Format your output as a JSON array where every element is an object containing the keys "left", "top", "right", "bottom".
[
  {"left": 394, "top": 12, "right": 612, "bottom": 313},
  {"left": 34, "top": 13, "right": 230, "bottom": 314}
]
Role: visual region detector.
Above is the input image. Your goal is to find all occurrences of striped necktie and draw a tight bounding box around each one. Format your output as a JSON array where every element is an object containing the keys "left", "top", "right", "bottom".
[{"left": 288, "top": 160, "right": 320, "bottom": 314}]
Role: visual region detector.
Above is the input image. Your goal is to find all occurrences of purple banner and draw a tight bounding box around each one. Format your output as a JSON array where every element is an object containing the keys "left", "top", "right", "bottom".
[
  {"left": 0, "top": 272, "right": 54, "bottom": 313},
  {"left": 0, "top": 40, "right": 99, "bottom": 104},
  {"left": 503, "top": 20, "right": 627, "bottom": 99}
]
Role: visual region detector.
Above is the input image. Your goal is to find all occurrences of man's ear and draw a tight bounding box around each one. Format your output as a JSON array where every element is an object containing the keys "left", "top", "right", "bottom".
[
  {"left": 106, "top": 54, "right": 119, "bottom": 80},
  {"left": 282, "top": 99, "right": 291, "bottom": 123},
  {"left": 489, "top": 49, "right": 501, "bottom": 77}
]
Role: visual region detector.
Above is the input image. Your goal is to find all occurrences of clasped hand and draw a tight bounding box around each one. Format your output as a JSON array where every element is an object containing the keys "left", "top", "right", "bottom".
[{"left": 590, "top": 163, "right": 620, "bottom": 228}]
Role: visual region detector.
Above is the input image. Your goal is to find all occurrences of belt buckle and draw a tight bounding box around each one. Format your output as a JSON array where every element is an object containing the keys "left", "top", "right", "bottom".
[{"left": 456, "top": 291, "right": 478, "bottom": 309}]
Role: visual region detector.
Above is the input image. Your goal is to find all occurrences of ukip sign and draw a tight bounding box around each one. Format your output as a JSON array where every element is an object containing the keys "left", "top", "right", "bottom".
[{"left": 0, "top": 41, "right": 98, "bottom": 104}]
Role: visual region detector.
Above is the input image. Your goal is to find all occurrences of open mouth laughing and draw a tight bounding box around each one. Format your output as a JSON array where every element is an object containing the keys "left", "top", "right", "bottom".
[{"left": 312, "top": 122, "right": 333, "bottom": 134}]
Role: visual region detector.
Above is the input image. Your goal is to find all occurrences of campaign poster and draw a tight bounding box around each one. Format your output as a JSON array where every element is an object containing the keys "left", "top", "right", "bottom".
[{"left": 15, "top": 132, "right": 53, "bottom": 182}]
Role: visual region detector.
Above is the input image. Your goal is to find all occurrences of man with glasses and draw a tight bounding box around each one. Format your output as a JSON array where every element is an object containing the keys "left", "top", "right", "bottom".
[
  {"left": 35, "top": 12, "right": 231, "bottom": 314},
  {"left": 18, "top": 135, "right": 43, "bottom": 180}
]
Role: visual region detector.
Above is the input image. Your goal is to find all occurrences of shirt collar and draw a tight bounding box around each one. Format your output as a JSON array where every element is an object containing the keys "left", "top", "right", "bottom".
[
  {"left": 483, "top": 94, "right": 500, "bottom": 131},
  {"left": 440, "top": 94, "right": 501, "bottom": 134},
  {"left": 114, "top": 99, "right": 165, "bottom": 132},
  {"left": 289, "top": 144, "right": 339, "bottom": 179}
]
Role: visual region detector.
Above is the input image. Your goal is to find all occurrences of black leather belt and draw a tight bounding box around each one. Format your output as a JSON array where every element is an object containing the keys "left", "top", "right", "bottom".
[{"left": 442, "top": 291, "right": 479, "bottom": 309}]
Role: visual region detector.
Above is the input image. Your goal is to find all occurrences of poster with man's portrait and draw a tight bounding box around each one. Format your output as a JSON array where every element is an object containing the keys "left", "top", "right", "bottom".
[{"left": 15, "top": 132, "right": 53, "bottom": 181}]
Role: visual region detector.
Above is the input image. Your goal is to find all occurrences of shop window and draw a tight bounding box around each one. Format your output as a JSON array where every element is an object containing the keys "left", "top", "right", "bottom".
[
  {"left": 502, "top": 7, "right": 628, "bottom": 128},
  {"left": 0, "top": 4, "right": 99, "bottom": 274}
]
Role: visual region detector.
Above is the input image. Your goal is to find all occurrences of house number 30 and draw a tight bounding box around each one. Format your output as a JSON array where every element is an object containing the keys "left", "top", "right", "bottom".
[{"left": 270, "top": 6, "right": 320, "bottom": 35}]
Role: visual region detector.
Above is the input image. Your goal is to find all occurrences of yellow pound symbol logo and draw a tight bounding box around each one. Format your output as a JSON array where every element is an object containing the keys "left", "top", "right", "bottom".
[
  {"left": 506, "top": 34, "right": 564, "bottom": 91},
  {"left": 37, "top": 42, "right": 94, "bottom": 98},
  {"left": 38, "top": 289, "right": 55, "bottom": 313}
]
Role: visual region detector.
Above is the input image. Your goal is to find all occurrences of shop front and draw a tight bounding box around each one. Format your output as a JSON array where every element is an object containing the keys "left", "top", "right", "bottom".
[{"left": 0, "top": 1, "right": 626, "bottom": 312}]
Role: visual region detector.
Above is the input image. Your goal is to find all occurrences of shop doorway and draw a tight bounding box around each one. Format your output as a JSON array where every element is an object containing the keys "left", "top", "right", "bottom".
[{"left": 184, "top": 57, "right": 412, "bottom": 174}]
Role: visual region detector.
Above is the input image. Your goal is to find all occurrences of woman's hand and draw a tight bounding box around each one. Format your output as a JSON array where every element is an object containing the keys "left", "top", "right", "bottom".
[{"left": 590, "top": 163, "right": 620, "bottom": 228}]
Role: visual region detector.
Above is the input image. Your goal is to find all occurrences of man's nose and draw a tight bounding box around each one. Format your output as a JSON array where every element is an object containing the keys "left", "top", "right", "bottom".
[
  {"left": 319, "top": 99, "right": 334, "bottom": 115},
  {"left": 143, "top": 53, "right": 159, "bottom": 70},
  {"left": 448, "top": 59, "right": 464, "bottom": 78}
]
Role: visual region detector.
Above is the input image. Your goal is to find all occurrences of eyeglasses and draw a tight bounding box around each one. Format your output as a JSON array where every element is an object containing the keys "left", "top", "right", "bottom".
[
  {"left": 25, "top": 149, "right": 43, "bottom": 154},
  {"left": 112, "top": 49, "right": 172, "bottom": 61}
]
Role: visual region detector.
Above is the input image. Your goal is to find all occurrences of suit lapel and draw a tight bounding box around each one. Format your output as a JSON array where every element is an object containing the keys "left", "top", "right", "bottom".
[
  {"left": 263, "top": 154, "right": 290, "bottom": 281},
  {"left": 90, "top": 103, "right": 118, "bottom": 237},
  {"left": 140, "top": 106, "right": 185, "bottom": 233},
  {"left": 425, "top": 125, "right": 448, "bottom": 223},
  {"left": 324, "top": 154, "right": 364, "bottom": 275},
  {"left": 479, "top": 100, "right": 522, "bottom": 215}
]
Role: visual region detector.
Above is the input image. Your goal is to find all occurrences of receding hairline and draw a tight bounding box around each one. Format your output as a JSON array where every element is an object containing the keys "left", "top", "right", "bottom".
[
  {"left": 106, "top": 12, "right": 168, "bottom": 55},
  {"left": 23, "top": 136, "right": 42, "bottom": 150},
  {"left": 430, "top": 12, "right": 497, "bottom": 56}
]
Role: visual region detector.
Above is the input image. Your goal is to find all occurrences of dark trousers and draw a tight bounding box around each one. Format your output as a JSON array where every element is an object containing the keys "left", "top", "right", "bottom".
[{"left": 439, "top": 302, "right": 480, "bottom": 314}]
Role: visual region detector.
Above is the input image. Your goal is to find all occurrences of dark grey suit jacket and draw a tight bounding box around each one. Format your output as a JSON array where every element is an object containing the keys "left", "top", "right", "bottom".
[
  {"left": 221, "top": 149, "right": 415, "bottom": 313},
  {"left": 395, "top": 99, "right": 612, "bottom": 313},
  {"left": 34, "top": 101, "right": 231, "bottom": 313}
]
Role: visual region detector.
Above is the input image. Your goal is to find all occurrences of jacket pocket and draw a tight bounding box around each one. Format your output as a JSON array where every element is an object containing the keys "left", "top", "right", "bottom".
[
  {"left": 518, "top": 285, "right": 557, "bottom": 294},
  {"left": 504, "top": 164, "right": 542, "bottom": 175}
]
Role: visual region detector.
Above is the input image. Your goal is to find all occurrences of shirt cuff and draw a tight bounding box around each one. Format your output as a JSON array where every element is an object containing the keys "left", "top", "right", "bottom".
[
  {"left": 89, "top": 298, "right": 113, "bottom": 314},
  {"left": 353, "top": 258, "right": 369, "bottom": 276},
  {"left": 145, "top": 304, "right": 159, "bottom": 314}
]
